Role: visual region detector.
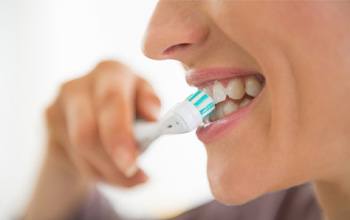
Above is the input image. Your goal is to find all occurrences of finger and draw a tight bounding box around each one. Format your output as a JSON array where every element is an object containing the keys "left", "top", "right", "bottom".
[
  {"left": 59, "top": 79, "right": 107, "bottom": 178},
  {"left": 93, "top": 69, "right": 140, "bottom": 177},
  {"left": 60, "top": 79, "right": 147, "bottom": 186},
  {"left": 46, "top": 98, "right": 99, "bottom": 181},
  {"left": 100, "top": 165, "right": 149, "bottom": 187},
  {"left": 71, "top": 149, "right": 102, "bottom": 182},
  {"left": 45, "top": 102, "right": 69, "bottom": 147},
  {"left": 80, "top": 139, "right": 148, "bottom": 187},
  {"left": 113, "top": 169, "right": 149, "bottom": 188},
  {"left": 62, "top": 84, "right": 98, "bottom": 154},
  {"left": 135, "top": 78, "right": 161, "bottom": 121},
  {"left": 82, "top": 146, "right": 149, "bottom": 187}
]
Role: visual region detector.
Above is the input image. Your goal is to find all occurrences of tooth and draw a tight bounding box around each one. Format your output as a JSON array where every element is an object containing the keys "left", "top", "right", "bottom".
[
  {"left": 216, "top": 105, "right": 225, "bottom": 119},
  {"left": 202, "top": 87, "right": 213, "bottom": 98},
  {"left": 226, "top": 78, "right": 245, "bottom": 100},
  {"left": 209, "top": 113, "right": 216, "bottom": 121},
  {"left": 245, "top": 76, "right": 262, "bottom": 97},
  {"left": 209, "top": 107, "right": 223, "bottom": 121},
  {"left": 239, "top": 98, "right": 251, "bottom": 108},
  {"left": 212, "top": 81, "right": 226, "bottom": 103},
  {"left": 209, "top": 112, "right": 218, "bottom": 121},
  {"left": 223, "top": 100, "right": 238, "bottom": 116}
]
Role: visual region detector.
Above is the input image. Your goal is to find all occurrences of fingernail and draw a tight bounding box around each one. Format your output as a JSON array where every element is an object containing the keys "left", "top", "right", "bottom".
[
  {"left": 139, "top": 173, "right": 148, "bottom": 182},
  {"left": 113, "top": 146, "right": 137, "bottom": 177},
  {"left": 125, "top": 163, "right": 138, "bottom": 178},
  {"left": 148, "top": 102, "right": 160, "bottom": 120}
]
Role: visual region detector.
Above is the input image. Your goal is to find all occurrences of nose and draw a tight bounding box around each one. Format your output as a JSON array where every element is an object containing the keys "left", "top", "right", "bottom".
[{"left": 142, "top": 1, "right": 209, "bottom": 62}]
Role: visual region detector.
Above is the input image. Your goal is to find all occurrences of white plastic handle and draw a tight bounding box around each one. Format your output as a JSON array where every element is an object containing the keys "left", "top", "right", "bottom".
[
  {"left": 133, "top": 100, "right": 204, "bottom": 152},
  {"left": 133, "top": 120, "right": 160, "bottom": 152}
]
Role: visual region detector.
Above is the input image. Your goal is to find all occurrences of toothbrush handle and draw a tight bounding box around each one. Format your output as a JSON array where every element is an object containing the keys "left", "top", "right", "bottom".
[
  {"left": 133, "top": 100, "right": 204, "bottom": 152},
  {"left": 133, "top": 120, "right": 160, "bottom": 152}
]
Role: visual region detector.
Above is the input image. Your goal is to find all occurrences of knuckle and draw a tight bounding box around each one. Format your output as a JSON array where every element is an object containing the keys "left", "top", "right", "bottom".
[
  {"left": 96, "top": 85, "right": 127, "bottom": 108},
  {"left": 45, "top": 104, "right": 56, "bottom": 122},
  {"left": 58, "top": 79, "right": 88, "bottom": 107},
  {"left": 114, "top": 131, "right": 133, "bottom": 142},
  {"left": 94, "top": 60, "right": 137, "bottom": 83},
  {"left": 139, "top": 79, "right": 160, "bottom": 100},
  {"left": 145, "top": 91, "right": 161, "bottom": 104},
  {"left": 95, "top": 60, "right": 123, "bottom": 72},
  {"left": 44, "top": 103, "right": 63, "bottom": 131},
  {"left": 59, "top": 80, "right": 78, "bottom": 97},
  {"left": 101, "top": 85, "right": 123, "bottom": 100},
  {"left": 139, "top": 77, "right": 152, "bottom": 88}
]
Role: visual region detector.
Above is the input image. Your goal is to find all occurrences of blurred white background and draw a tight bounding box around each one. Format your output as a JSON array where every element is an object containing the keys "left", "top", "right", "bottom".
[{"left": 0, "top": 0, "right": 212, "bottom": 219}]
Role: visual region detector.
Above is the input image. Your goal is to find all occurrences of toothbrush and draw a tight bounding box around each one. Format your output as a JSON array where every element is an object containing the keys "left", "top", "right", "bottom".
[{"left": 134, "top": 90, "right": 215, "bottom": 151}]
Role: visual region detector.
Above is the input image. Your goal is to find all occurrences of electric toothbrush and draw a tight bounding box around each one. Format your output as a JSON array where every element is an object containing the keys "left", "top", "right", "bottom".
[{"left": 134, "top": 90, "right": 215, "bottom": 151}]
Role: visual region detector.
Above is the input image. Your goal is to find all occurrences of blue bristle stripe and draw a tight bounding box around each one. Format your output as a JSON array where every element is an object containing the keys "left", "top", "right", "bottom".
[
  {"left": 200, "top": 103, "right": 215, "bottom": 116},
  {"left": 186, "top": 90, "right": 215, "bottom": 118},
  {"left": 187, "top": 90, "right": 202, "bottom": 102},
  {"left": 202, "top": 108, "right": 214, "bottom": 118},
  {"left": 194, "top": 94, "right": 208, "bottom": 107}
]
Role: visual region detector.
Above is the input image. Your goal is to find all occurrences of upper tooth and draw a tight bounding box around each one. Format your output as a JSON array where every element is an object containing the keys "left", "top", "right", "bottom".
[
  {"left": 223, "top": 100, "right": 238, "bottom": 116},
  {"left": 212, "top": 81, "right": 226, "bottom": 103},
  {"left": 245, "top": 76, "right": 262, "bottom": 97},
  {"left": 202, "top": 87, "right": 213, "bottom": 98},
  {"left": 239, "top": 97, "right": 251, "bottom": 108},
  {"left": 226, "top": 78, "right": 245, "bottom": 100}
]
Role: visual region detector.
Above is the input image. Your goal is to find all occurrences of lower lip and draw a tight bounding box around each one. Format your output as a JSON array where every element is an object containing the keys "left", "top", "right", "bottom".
[{"left": 196, "top": 98, "right": 256, "bottom": 144}]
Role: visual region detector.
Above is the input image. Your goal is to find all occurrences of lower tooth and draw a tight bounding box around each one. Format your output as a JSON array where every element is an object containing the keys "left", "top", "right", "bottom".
[
  {"left": 216, "top": 106, "right": 225, "bottom": 119},
  {"left": 209, "top": 100, "right": 238, "bottom": 122},
  {"left": 223, "top": 100, "right": 238, "bottom": 116},
  {"left": 239, "top": 98, "right": 251, "bottom": 108},
  {"left": 209, "top": 111, "right": 219, "bottom": 121}
]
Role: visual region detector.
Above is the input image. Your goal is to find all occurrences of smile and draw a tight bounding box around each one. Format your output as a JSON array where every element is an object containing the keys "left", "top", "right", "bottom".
[{"left": 186, "top": 68, "right": 265, "bottom": 143}]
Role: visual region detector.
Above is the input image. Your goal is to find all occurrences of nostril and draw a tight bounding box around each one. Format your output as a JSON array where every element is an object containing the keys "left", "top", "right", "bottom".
[{"left": 163, "top": 43, "right": 191, "bottom": 55}]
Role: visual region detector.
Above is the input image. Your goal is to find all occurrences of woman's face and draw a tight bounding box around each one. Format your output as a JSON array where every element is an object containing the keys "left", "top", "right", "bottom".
[{"left": 143, "top": 1, "right": 350, "bottom": 204}]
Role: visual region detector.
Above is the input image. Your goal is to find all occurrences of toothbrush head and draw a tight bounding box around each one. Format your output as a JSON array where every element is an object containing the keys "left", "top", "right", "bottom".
[
  {"left": 160, "top": 90, "right": 215, "bottom": 134},
  {"left": 186, "top": 90, "right": 215, "bottom": 119}
]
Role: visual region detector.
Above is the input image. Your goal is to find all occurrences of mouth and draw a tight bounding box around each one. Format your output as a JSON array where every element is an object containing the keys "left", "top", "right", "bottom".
[{"left": 186, "top": 68, "right": 265, "bottom": 143}]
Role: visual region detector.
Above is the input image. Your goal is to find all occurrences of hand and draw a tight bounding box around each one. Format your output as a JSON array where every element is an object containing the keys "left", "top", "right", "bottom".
[{"left": 45, "top": 60, "right": 161, "bottom": 187}]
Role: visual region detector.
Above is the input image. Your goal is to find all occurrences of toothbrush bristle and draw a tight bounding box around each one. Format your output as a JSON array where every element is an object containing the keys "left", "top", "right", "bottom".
[{"left": 186, "top": 90, "right": 215, "bottom": 118}]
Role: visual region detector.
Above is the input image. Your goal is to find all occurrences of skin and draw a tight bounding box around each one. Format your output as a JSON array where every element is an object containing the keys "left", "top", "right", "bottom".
[
  {"left": 24, "top": 61, "right": 159, "bottom": 219},
  {"left": 25, "top": 1, "right": 350, "bottom": 220}
]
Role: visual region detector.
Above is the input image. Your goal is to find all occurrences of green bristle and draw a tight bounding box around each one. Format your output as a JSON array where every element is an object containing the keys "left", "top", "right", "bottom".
[{"left": 187, "top": 90, "right": 215, "bottom": 118}]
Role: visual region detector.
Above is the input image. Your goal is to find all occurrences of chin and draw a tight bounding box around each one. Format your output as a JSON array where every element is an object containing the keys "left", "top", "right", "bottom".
[
  {"left": 207, "top": 158, "right": 271, "bottom": 205},
  {"left": 209, "top": 179, "right": 265, "bottom": 206}
]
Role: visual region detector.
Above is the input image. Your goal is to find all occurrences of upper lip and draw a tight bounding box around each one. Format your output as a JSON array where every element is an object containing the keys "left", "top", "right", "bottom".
[{"left": 186, "top": 67, "right": 259, "bottom": 87}]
